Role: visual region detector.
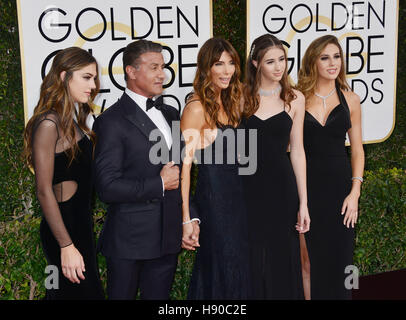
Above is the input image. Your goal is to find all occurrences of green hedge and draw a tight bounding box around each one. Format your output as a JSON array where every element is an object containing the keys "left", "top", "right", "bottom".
[
  {"left": 0, "top": 0, "right": 405, "bottom": 300},
  {"left": 354, "top": 168, "right": 406, "bottom": 275},
  {"left": 1, "top": 167, "right": 404, "bottom": 299}
]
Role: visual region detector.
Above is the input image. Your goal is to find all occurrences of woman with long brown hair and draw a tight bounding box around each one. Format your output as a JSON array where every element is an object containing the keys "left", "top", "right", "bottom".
[
  {"left": 24, "top": 47, "right": 104, "bottom": 299},
  {"left": 180, "top": 37, "right": 250, "bottom": 299},
  {"left": 242, "top": 34, "right": 310, "bottom": 299},
  {"left": 297, "top": 35, "right": 364, "bottom": 299}
]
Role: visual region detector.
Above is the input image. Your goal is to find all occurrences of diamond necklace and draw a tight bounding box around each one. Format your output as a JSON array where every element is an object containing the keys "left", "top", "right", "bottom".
[
  {"left": 314, "top": 87, "right": 336, "bottom": 110},
  {"left": 258, "top": 84, "right": 282, "bottom": 97}
]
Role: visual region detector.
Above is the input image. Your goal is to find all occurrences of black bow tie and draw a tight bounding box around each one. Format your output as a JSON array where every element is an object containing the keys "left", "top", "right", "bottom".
[{"left": 146, "top": 96, "right": 164, "bottom": 111}]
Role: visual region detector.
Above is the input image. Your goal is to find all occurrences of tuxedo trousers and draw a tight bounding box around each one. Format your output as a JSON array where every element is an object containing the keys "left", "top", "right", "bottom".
[{"left": 106, "top": 253, "right": 178, "bottom": 300}]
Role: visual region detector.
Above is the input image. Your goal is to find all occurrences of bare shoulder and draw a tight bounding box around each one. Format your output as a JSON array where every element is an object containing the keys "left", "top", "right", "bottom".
[
  {"left": 182, "top": 97, "right": 205, "bottom": 118},
  {"left": 343, "top": 90, "right": 360, "bottom": 106},
  {"left": 290, "top": 89, "right": 305, "bottom": 111},
  {"left": 292, "top": 89, "right": 305, "bottom": 101},
  {"left": 181, "top": 97, "right": 206, "bottom": 129},
  {"left": 343, "top": 90, "right": 361, "bottom": 115}
]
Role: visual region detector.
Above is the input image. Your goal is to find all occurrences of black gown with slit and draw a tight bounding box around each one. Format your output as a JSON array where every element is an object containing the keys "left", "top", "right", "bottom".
[
  {"left": 33, "top": 114, "right": 104, "bottom": 300},
  {"left": 242, "top": 108, "right": 304, "bottom": 299},
  {"left": 303, "top": 86, "right": 354, "bottom": 300},
  {"left": 187, "top": 125, "right": 250, "bottom": 300}
]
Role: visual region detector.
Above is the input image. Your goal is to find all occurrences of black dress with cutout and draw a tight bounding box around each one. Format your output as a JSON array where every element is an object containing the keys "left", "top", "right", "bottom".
[{"left": 33, "top": 115, "right": 104, "bottom": 299}]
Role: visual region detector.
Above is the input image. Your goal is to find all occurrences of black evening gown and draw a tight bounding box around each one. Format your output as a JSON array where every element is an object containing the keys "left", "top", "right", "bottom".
[
  {"left": 34, "top": 116, "right": 105, "bottom": 300},
  {"left": 242, "top": 109, "right": 304, "bottom": 300},
  {"left": 303, "top": 86, "right": 354, "bottom": 300},
  {"left": 187, "top": 125, "right": 250, "bottom": 300}
]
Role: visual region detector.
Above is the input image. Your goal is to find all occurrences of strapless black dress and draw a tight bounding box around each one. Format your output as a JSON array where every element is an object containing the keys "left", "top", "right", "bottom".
[
  {"left": 242, "top": 110, "right": 304, "bottom": 299},
  {"left": 187, "top": 125, "right": 250, "bottom": 300}
]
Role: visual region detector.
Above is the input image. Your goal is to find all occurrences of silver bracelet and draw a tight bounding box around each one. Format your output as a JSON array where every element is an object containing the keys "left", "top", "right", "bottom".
[
  {"left": 352, "top": 177, "right": 364, "bottom": 183},
  {"left": 182, "top": 218, "right": 201, "bottom": 225}
]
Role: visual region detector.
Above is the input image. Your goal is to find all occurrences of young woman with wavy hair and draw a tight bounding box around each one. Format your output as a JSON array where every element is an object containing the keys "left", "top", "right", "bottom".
[
  {"left": 24, "top": 47, "right": 104, "bottom": 299},
  {"left": 242, "top": 34, "right": 310, "bottom": 299},
  {"left": 180, "top": 38, "right": 250, "bottom": 299},
  {"left": 297, "top": 35, "right": 364, "bottom": 300}
]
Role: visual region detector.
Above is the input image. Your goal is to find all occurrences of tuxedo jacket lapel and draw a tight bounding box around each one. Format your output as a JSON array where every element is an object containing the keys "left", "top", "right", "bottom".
[
  {"left": 121, "top": 93, "right": 157, "bottom": 141},
  {"left": 159, "top": 105, "right": 176, "bottom": 127},
  {"left": 121, "top": 93, "right": 171, "bottom": 157},
  {"left": 160, "top": 104, "right": 183, "bottom": 165}
]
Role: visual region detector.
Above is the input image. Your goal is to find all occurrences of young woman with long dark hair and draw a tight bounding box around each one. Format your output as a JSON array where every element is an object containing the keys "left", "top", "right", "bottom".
[
  {"left": 242, "top": 34, "right": 310, "bottom": 299},
  {"left": 180, "top": 38, "right": 250, "bottom": 299},
  {"left": 24, "top": 47, "right": 104, "bottom": 299}
]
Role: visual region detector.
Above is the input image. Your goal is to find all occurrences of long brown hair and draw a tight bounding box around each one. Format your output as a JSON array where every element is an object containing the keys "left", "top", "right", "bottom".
[
  {"left": 243, "top": 34, "right": 296, "bottom": 118},
  {"left": 24, "top": 47, "right": 99, "bottom": 167},
  {"left": 296, "top": 35, "right": 350, "bottom": 102},
  {"left": 192, "top": 37, "right": 242, "bottom": 128}
]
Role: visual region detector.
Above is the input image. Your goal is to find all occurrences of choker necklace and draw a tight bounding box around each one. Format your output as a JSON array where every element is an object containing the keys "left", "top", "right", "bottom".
[
  {"left": 315, "top": 87, "right": 336, "bottom": 110},
  {"left": 258, "top": 84, "right": 282, "bottom": 97}
]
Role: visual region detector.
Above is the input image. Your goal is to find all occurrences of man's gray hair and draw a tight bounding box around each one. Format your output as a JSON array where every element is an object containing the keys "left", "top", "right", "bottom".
[{"left": 122, "top": 40, "right": 163, "bottom": 81}]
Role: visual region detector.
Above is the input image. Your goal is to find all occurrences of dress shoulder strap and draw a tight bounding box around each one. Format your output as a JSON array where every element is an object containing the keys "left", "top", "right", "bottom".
[
  {"left": 185, "top": 99, "right": 200, "bottom": 107},
  {"left": 336, "top": 82, "right": 352, "bottom": 129},
  {"left": 33, "top": 112, "right": 61, "bottom": 141}
]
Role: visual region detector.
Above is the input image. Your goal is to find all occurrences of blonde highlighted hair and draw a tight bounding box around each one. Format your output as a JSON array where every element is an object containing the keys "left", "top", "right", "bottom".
[{"left": 296, "top": 35, "right": 350, "bottom": 102}]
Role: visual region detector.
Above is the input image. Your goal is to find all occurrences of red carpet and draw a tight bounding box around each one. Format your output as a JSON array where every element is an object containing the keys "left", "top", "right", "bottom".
[{"left": 352, "top": 268, "right": 406, "bottom": 300}]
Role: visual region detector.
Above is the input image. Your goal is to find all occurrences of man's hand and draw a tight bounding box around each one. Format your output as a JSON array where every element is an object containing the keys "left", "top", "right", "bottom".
[{"left": 160, "top": 161, "right": 180, "bottom": 190}]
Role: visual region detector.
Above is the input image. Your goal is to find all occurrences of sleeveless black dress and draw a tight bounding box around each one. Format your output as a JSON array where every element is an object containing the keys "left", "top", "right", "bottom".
[
  {"left": 303, "top": 87, "right": 354, "bottom": 300},
  {"left": 187, "top": 125, "right": 250, "bottom": 300},
  {"left": 38, "top": 127, "right": 104, "bottom": 300},
  {"left": 242, "top": 109, "right": 304, "bottom": 299}
]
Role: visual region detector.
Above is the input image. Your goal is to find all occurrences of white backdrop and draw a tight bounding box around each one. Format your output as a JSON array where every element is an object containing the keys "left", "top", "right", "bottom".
[
  {"left": 17, "top": 0, "right": 212, "bottom": 123},
  {"left": 248, "top": 0, "right": 399, "bottom": 144}
]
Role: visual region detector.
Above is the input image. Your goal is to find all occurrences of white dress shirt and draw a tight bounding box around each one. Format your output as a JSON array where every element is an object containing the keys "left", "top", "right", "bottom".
[
  {"left": 125, "top": 88, "right": 173, "bottom": 196},
  {"left": 125, "top": 88, "right": 173, "bottom": 149},
  {"left": 125, "top": 89, "right": 200, "bottom": 225}
]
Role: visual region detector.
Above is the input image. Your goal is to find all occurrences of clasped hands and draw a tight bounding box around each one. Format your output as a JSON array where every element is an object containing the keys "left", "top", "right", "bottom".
[
  {"left": 182, "top": 221, "right": 200, "bottom": 251},
  {"left": 160, "top": 162, "right": 200, "bottom": 250}
]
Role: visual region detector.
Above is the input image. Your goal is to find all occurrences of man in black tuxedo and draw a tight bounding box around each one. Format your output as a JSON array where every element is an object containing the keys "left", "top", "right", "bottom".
[{"left": 93, "top": 40, "right": 199, "bottom": 299}]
